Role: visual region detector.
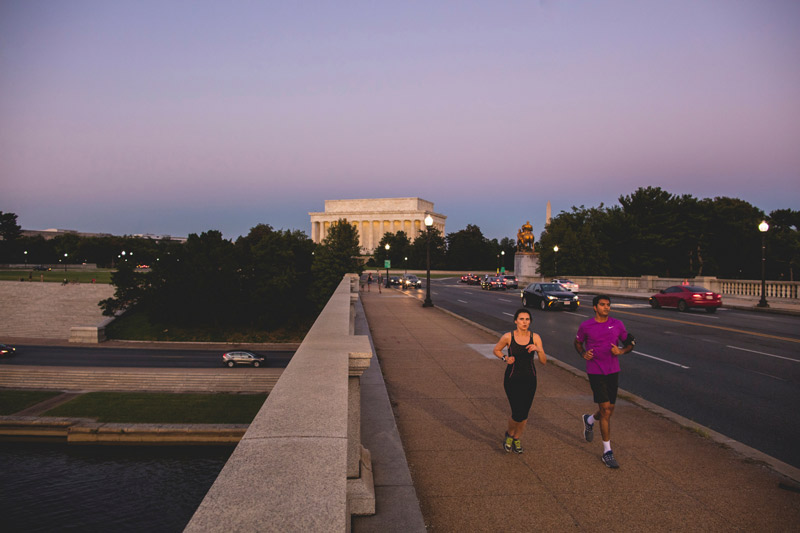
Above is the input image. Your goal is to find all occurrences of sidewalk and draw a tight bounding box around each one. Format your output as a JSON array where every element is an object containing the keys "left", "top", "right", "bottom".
[{"left": 359, "top": 289, "right": 800, "bottom": 532}]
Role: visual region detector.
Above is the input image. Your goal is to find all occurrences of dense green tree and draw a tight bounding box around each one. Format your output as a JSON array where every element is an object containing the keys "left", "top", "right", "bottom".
[
  {"left": 409, "top": 226, "right": 446, "bottom": 269},
  {"left": 373, "top": 231, "right": 412, "bottom": 268},
  {"left": 768, "top": 209, "right": 800, "bottom": 281},
  {"left": 0, "top": 211, "right": 22, "bottom": 241},
  {"left": 99, "top": 262, "right": 148, "bottom": 316},
  {"left": 446, "top": 224, "right": 494, "bottom": 270},
  {"left": 234, "top": 224, "right": 315, "bottom": 324},
  {"left": 538, "top": 205, "right": 611, "bottom": 276},
  {"left": 310, "top": 219, "right": 363, "bottom": 307}
]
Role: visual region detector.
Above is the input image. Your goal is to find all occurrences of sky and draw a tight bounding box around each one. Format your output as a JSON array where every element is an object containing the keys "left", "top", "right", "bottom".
[{"left": 1, "top": 1, "right": 798, "bottom": 242}]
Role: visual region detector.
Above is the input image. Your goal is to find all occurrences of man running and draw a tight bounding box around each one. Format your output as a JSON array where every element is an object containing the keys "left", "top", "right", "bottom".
[{"left": 574, "top": 294, "right": 635, "bottom": 468}]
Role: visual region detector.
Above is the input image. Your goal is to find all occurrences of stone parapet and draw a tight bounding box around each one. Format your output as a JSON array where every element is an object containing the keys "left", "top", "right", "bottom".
[{"left": 185, "top": 275, "right": 375, "bottom": 532}]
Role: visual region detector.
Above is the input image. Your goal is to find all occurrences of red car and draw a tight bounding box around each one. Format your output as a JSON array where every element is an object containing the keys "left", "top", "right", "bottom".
[{"left": 649, "top": 285, "right": 722, "bottom": 313}]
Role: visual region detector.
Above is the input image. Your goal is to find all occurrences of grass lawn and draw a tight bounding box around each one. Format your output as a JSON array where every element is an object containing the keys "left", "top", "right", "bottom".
[
  {"left": 0, "top": 269, "right": 114, "bottom": 283},
  {"left": 0, "top": 390, "right": 63, "bottom": 415},
  {"left": 106, "top": 306, "right": 309, "bottom": 343},
  {"left": 44, "top": 392, "right": 268, "bottom": 424}
]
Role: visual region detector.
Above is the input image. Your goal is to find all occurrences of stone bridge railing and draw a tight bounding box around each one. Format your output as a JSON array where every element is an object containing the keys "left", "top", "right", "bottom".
[
  {"left": 521, "top": 275, "right": 799, "bottom": 301},
  {"left": 185, "top": 274, "right": 374, "bottom": 532}
]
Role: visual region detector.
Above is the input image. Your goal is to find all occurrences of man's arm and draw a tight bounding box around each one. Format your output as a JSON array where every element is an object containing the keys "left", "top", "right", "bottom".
[{"left": 574, "top": 338, "right": 593, "bottom": 360}]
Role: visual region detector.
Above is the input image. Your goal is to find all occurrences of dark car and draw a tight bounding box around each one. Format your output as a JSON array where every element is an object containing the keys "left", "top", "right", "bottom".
[
  {"left": 481, "top": 276, "right": 507, "bottom": 290},
  {"left": 0, "top": 343, "right": 16, "bottom": 357},
  {"left": 222, "top": 351, "right": 265, "bottom": 368},
  {"left": 402, "top": 274, "right": 422, "bottom": 289},
  {"left": 388, "top": 275, "right": 402, "bottom": 286},
  {"left": 502, "top": 275, "right": 518, "bottom": 289},
  {"left": 465, "top": 274, "right": 482, "bottom": 285},
  {"left": 521, "top": 282, "right": 579, "bottom": 311},
  {"left": 33, "top": 265, "right": 50, "bottom": 271},
  {"left": 649, "top": 285, "right": 722, "bottom": 313}
]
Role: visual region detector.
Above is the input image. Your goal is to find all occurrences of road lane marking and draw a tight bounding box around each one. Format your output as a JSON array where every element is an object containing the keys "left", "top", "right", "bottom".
[
  {"left": 457, "top": 299, "right": 469, "bottom": 304},
  {"left": 747, "top": 369, "right": 787, "bottom": 382},
  {"left": 612, "top": 309, "right": 800, "bottom": 344},
  {"left": 632, "top": 350, "right": 690, "bottom": 369},
  {"left": 726, "top": 345, "right": 800, "bottom": 363},
  {"left": 498, "top": 298, "right": 514, "bottom": 303},
  {"left": 502, "top": 312, "right": 514, "bottom": 317},
  {"left": 468, "top": 344, "right": 499, "bottom": 360}
]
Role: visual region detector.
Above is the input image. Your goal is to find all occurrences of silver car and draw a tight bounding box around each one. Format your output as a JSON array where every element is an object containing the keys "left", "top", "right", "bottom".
[{"left": 222, "top": 351, "right": 265, "bottom": 368}]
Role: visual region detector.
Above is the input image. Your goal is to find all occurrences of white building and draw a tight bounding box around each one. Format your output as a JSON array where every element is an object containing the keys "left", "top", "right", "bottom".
[{"left": 309, "top": 198, "right": 446, "bottom": 253}]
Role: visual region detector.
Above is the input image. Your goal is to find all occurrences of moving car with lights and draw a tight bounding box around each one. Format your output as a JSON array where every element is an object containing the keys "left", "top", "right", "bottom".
[
  {"left": 481, "top": 276, "right": 507, "bottom": 290},
  {"left": 521, "top": 283, "right": 579, "bottom": 311},
  {"left": 402, "top": 274, "right": 422, "bottom": 288},
  {"left": 649, "top": 285, "right": 721, "bottom": 313},
  {"left": 552, "top": 279, "right": 579, "bottom": 292}
]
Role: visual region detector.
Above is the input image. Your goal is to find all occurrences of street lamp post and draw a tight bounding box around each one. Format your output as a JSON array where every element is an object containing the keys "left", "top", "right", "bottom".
[
  {"left": 501, "top": 250, "right": 505, "bottom": 273},
  {"left": 64, "top": 253, "right": 68, "bottom": 272},
  {"left": 24, "top": 250, "right": 28, "bottom": 265},
  {"left": 758, "top": 220, "right": 769, "bottom": 308},
  {"left": 423, "top": 215, "right": 434, "bottom": 307},
  {"left": 553, "top": 245, "right": 559, "bottom": 277},
  {"left": 385, "top": 243, "right": 391, "bottom": 288},
  {"left": 404, "top": 256, "right": 408, "bottom": 275}
]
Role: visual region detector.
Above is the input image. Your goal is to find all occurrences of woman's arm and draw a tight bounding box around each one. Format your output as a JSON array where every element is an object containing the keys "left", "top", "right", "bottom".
[
  {"left": 492, "top": 333, "right": 513, "bottom": 363},
  {"left": 531, "top": 333, "right": 547, "bottom": 365}
]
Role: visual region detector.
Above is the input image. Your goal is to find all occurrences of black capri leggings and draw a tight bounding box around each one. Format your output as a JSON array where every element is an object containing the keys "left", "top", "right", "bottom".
[{"left": 504, "top": 375, "right": 538, "bottom": 422}]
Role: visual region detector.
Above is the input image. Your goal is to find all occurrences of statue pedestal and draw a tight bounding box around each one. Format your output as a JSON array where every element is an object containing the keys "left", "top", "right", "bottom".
[{"left": 514, "top": 252, "right": 539, "bottom": 280}]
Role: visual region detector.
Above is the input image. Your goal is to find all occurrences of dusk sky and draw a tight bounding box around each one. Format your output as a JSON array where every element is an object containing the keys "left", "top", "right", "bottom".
[{"left": 2, "top": 1, "right": 798, "bottom": 242}]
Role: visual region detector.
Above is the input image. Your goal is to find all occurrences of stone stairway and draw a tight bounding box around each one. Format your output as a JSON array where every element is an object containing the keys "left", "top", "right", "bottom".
[
  {"left": 0, "top": 281, "right": 114, "bottom": 339},
  {"left": 0, "top": 366, "right": 282, "bottom": 393}
]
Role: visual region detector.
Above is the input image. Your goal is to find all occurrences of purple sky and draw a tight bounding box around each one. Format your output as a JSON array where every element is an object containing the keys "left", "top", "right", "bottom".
[{"left": 1, "top": 1, "right": 798, "bottom": 241}]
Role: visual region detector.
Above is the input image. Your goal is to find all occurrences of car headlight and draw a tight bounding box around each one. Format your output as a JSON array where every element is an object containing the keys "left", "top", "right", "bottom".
[
  {"left": 572, "top": 296, "right": 578, "bottom": 300},
  {"left": 547, "top": 295, "right": 556, "bottom": 300}
]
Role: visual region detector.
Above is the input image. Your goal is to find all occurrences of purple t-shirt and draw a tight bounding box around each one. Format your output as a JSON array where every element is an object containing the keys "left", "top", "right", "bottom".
[{"left": 575, "top": 317, "right": 628, "bottom": 375}]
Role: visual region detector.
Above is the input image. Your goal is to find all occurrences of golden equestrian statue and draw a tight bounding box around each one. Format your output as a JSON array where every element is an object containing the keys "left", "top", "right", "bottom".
[{"left": 517, "top": 221, "right": 535, "bottom": 252}]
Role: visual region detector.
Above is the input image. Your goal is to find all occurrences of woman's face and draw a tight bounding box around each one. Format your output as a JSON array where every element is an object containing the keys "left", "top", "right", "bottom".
[{"left": 515, "top": 312, "right": 531, "bottom": 330}]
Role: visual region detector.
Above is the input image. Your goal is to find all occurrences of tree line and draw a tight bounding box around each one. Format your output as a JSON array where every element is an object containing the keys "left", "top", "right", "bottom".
[
  {"left": 536, "top": 187, "right": 799, "bottom": 281},
  {"left": 1, "top": 188, "right": 796, "bottom": 335}
]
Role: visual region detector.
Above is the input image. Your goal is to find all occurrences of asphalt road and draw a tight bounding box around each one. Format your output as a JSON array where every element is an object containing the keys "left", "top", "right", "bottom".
[
  {"left": 401, "top": 277, "right": 800, "bottom": 469},
  {"left": 0, "top": 345, "right": 294, "bottom": 369}
]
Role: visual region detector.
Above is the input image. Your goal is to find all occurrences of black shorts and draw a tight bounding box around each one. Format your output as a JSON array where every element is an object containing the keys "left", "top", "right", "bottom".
[{"left": 588, "top": 372, "right": 619, "bottom": 405}]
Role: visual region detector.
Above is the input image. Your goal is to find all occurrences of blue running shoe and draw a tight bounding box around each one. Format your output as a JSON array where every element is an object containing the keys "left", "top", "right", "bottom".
[{"left": 582, "top": 414, "right": 594, "bottom": 442}]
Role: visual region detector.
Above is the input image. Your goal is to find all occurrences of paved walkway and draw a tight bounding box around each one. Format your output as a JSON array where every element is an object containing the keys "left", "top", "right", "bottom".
[{"left": 360, "top": 289, "right": 800, "bottom": 532}]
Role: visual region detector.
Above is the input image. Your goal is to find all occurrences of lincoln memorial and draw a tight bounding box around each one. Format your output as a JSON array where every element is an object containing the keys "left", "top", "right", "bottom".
[{"left": 309, "top": 198, "right": 447, "bottom": 253}]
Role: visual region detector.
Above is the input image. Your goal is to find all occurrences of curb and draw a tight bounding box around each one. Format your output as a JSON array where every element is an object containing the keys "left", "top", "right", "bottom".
[{"left": 0, "top": 417, "right": 246, "bottom": 445}]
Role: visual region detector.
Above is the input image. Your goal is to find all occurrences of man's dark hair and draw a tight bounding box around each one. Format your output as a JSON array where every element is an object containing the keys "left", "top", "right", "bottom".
[{"left": 592, "top": 294, "right": 611, "bottom": 307}]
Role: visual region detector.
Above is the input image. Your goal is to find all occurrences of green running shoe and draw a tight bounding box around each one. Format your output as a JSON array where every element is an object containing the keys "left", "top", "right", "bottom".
[
  {"left": 503, "top": 432, "right": 513, "bottom": 452},
  {"left": 512, "top": 438, "right": 523, "bottom": 454}
]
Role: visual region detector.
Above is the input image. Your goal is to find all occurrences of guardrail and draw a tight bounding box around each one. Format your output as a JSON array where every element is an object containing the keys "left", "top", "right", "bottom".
[
  {"left": 185, "top": 274, "right": 374, "bottom": 532},
  {"left": 519, "top": 275, "right": 799, "bottom": 301}
]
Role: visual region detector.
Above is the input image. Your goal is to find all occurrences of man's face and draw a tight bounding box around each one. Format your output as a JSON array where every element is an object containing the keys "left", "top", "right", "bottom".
[{"left": 594, "top": 299, "right": 611, "bottom": 318}]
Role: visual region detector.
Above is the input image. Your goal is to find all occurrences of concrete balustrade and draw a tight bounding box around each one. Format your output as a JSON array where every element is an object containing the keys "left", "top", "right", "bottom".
[
  {"left": 185, "top": 274, "right": 374, "bottom": 532},
  {"left": 519, "top": 274, "right": 799, "bottom": 301}
]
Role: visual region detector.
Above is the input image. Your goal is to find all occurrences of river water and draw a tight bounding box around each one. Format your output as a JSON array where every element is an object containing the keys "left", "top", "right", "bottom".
[{"left": 0, "top": 442, "right": 233, "bottom": 532}]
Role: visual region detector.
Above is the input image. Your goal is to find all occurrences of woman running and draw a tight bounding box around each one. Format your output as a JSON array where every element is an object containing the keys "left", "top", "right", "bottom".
[{"left": 492, "top": 308, "right": 547, "bottom": 453}]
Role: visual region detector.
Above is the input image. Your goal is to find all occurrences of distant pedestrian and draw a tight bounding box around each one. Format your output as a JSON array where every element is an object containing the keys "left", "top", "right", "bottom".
[
  {"left": 574, "top": 294, "right": 635, "bottom": 469},
  {"left": 377, "top": 273, "right": 382, "bottom": 293},
  {"left": 367, "top": 273, "right": 373, "bottom": 292},
  {"left": 493, "top": 308, "right": 547, "bottom": 454}
]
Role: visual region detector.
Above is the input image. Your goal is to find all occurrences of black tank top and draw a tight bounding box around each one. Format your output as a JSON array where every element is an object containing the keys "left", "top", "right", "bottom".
[{"left": 506, "top": 332, "right": 536, "bottom": 379}]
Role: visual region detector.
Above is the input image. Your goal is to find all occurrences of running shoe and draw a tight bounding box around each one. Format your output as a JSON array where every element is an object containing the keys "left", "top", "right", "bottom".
[
  {"left": 503, "top": 432, "right": 513, "bottom": 453},
  {"left": 602, "top": 450, "right": 619, "bottom": 469},
  {"left": 512, "top": 438, "right": 524, "bottom": 454},
  {"left": 582, "top": 414, "right": 594, "bottom": 442}
]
